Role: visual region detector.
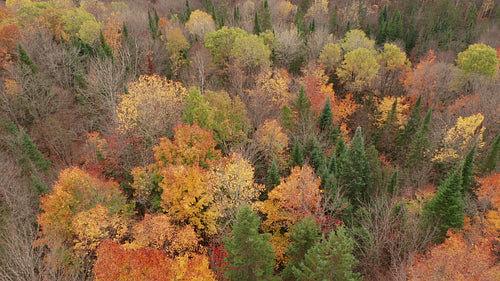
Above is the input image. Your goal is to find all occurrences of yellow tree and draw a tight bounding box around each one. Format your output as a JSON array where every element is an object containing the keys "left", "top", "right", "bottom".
[
  {"left": 253, "top": 119, "right": 289, "bottom": 164},
  {"left": 340, "top": 29, "right": 375, "bottom": 54},
  {"left": 255, "top": 68, "right": 292, "bottom": 110},
  {"left": 378, "top": 43, "right": 409, "bottom": 94},
  {"left": 433, "top": 113, "right": 485, "bottom": 163},
  {"left": 103, "top": 12, "right": 123, "bottom": 54},
  {"left": 337, "top": 48, "right": 380, "bottom": 93},
  {"left": 37, "top": 167, "right": 132, "bottom": 274},
  {"left": 159, "top": 164, "right": 217, "bottom": 235},
  {"left": 374, "top": 96, "right": 409, "bottom": 128},
  {"left": 116, "top": 74, "right": 187, "bottom": 141},
  {"left": 212, "top": 153, "right": 264, "bottom": 227},
  {"left": 186, "top": 9, "right": 215, "bottom": 40}
]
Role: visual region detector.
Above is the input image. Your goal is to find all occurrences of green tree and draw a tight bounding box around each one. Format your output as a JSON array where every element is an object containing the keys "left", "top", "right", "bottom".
[
  {"left": 282, "top": 216, "right": 321, "bottom": 281},
  {"left": 267, "top": 159, "right": 280, "bottom": 189},
  {"left": 397, "top": 96, "right": 422, "bottom": 151},
  {"left": 291, "top": 140, "right": 304, "bottom": 167},
  {"left": 340, "top": 127, "right": 370, "bottom": 205},
  {"left": 18, "top": 44, "right": 37, "bottom": 73},
  {"left": 292, "top": 226, "right": 361, "bottom": 281},
  {"left": 204, "top": 26, "right": 247, "bottom": 66},
  {"left": 482, "top": 133, "right": 500, "bottom": 174},
  {"left": 461, "top": 144, "right": 476, "bottom": 195},
  {"left": 337, "top": 48, "right": 380, "bottom": 93},
  {"left": 423, "top": 167, "right": 465, "bottom": 242},
  {"left": 259, "top": 0, "right": 272, "bottom": 32},
  {"left": 318, "top": 97, "right": 333, "bottom": 132},
  {"left": 224, "top": 206, "right": 277, "bottom": 281},
  {"left": 456, "top": 43, "right": 499, "bottom": 77},
  {"left": 406, "top": 107, "right": 432, "bottom": 168},
  {"left": 386, "top": 168, "right": 399, "bottom": 196},
  {"left": 254, "top": 12, "right": 261, "bottom": 34},
  {"left": 148, "top": 7, "right": 160, "bottom": 39}
]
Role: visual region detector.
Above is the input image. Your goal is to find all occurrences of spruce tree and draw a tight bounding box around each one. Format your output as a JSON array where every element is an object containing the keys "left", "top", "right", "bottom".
[
  {"left": 397, "top": 96, "right": 422, "bottom": 150},
  {"left": 329, "top": 4, "right": 338, "bottom": 34},
  {"left": 340, "top": 127, "right": 370, "bottom": 205},
  {"left": 259, "top": 0, "right": 272, "bottom": 32},
  {"left": 224, "top": 206, "right": 277, "bottom": 281},
  {"left": 99, "top": 32, "right": 113, "bottom": 59},
  {"left": 282, "top": 216, "right": 321, "bottom": 281},
  {"left": 423, "top": 167, "right": 465, "bottom": 242},
  {"left": 461, "top": 144, "right": 476, "bottom": 194},
  {"left": 318, "top": 97, "right": 333, "bottom": 132},
  {"left": 406, "top": 107, "right": 432, "bottom": 168},
  {"left": 21, "top": 129, "right": 51, "bottom": 171},
  {"left": 482, "top": 133, "right": 500, "bottom": 174},
  {"left": 18, "top": 44, "right": 38, "bottom": 73},
  {"left": 291, "top": 141, "right": 304, "bottom": 167},
  {"left": 386, "top": 168, "right": 399, "bottom": 196},
  {"left": 253, "top": 12, "right": 261, "bottom": 34},
  {"left": 292, "top": 226, "right": 361, "bottom": 281},
  {"left": 267, "top": 160, "right": 280, "bottom": 189}
]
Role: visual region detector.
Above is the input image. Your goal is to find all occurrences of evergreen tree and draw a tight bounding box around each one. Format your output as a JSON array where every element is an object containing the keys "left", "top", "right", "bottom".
[
  {"left": 397, "top": 96, "right": 422, "bottom": 150},
  {"left": 406, "top": 107, "right": 432, "bottom": 168},
  {"left": 181, "top": 0, "right": 192, "bottom": 22},
  {"left": 21, "top": 129, "right": 51, "bottom": 171},
  {"left": 282, "top": 216, "right": 321, "bottom": 281},
  {"left": 224, "top": 206, "right": 277, "bottom": 281},
  {"left": 234, "top": 6, "right": 241, "bottom": 22},
  {"left": 99, "top": 32, "right": 113, "bottom": 59},
  {"left": 291, "top": 86, "right": 314, "bottom": 125},
  {"left": 148, "top": 8, "right": 160, "bottom": 39},
  {"left": 18, "top": 44, "right": 38, "bottom": 73},
  {"left": 254, "top": 12, "right": 261, "bottom": 34},
  {"left": 294, "top": 7, "right": 306, "bottom": 35},
  {"left": 259, "top": 0, "right": 272, "bottom": 32},
  {"left": 340, "top": 127, "right": 370, "bottom": 205},
  {"left": 375, "top": 99, "right": 398, "bottom": 155},
  {"left": 318, "top": 97, "right": 333, "bottom": 132},
  {"left": 329, "top": 4, "right": 339, "bottom": 34},
  {"left": 345, "top": 20, "right": 351, "bottom": 33},
  {"left": 308, "top": 19, "right": 316, "bottom": 34},
  {"left": 376, "top": 5, "right": 388, "bottom": 44},
  {"left": 461, "top": 144, "right": 476, "bottom": 195},
  {"left": 482, "top": 133, "right": 500, "bottom": 174},
  {"left": 423, "top": 167, "right": 465, "bottom": 242},
  {"left": 292, "top": 226, "right": 361, "bottom": 281},
  {"left": 291, "top": 141, "right": 304, "bottom": 167},
  {"left": 386, "top": 168, "right": 399, "bottom": 196},
  {"left": 267, "top": 160, "right": 280, "bottom": 189}
]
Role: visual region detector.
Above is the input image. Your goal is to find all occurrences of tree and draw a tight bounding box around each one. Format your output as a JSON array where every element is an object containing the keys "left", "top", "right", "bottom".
[
  {"left": 254, "top": 119, "right": 289, "bottom": 163},
  {"left": 291, "top": 140, "right": 304, "bottom": 167},
  {"left": 402, "top": 50, "right": 438, "bottom": 109},
  {"left": 282, "top": 216, "right": 321, "bottom": 281},
  {"left": 318, "top": 43, "right": 342, "bottom": 73},
  {"left": 204, "top": 26, "right": 247, "bottom": 66},
  {"left": 423, "top": 167, "right": 465, "bottom": 242},
  {"left": 159, "top": 164, "right": 217, "bottom": 235},
  {"left": 212, "top": 153, "right": 264, "bottom": 226},
  {"left": 318, "top": 97, "right": 333, "bottom": 132},
  {"left": 406, "top": 108, "right": 432, "bottom": 168},
  {"left": 186, "top": 9, "right": 215, "bottom": 40},
  {"left": 224, "top": 206, "right": 277, "bottom": 281},
  {"left": 340, "top": 29, "right": 375, "bottom": 53},
  {"left": 116, "top": 74, "right": 187, "bottom": 141},
  {"left": 292, "top": 226, "right": 361, "bottom": 281},
  {"left": 231, "top": 33, "right": 271, "bottom": 72},
  {"left": 457, "top": 43, "right": 499, "bottom": 77},
  {"left": 340, "top": 127, "right": 371, "bottom": 205},
  {"left": 433, "top": 113, "right": 485, "bottom": 164},
  {"left": 482, "top": 133, "right": 500, "bottom": 174},
  {"left": 337, "top": 48, "right": 380, "bottom": 93},
  {"left": 259, "top": 165, "right": 323, "bottom": 233},
  {"left": 267, "top": 160, "right": 281, "bottom": 190},
  {"left": 461, "top": 144, "right": 476, "bottom": 195}
]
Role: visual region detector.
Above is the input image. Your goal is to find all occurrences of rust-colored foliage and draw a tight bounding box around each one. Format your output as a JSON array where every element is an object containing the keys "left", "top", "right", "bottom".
[
  {"left": 408, "top": 229, "right": 500, "bottom": 280},
  {"left": 0, "top": 7, "right": 19, "bottom": 69},
  {"left": 94, "top": 240, "right": 216, "bottom": 281},
  {"left": 103, "top": 12, "right": 123, "bottom": 54},
  {"left": 402, "top": 50, "right": 438, "bottom": 109}
]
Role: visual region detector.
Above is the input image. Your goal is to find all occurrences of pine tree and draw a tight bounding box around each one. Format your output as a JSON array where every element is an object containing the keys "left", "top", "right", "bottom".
[
  {"left": 99, "top": 32, "right": 113, "bottom": 59},
  {"left": 308, "top": 19, "right": 316, "bottom": 34},
  {"left": 291, "top": 86, "right": 314, "bottom": 127},
  {"left": 294, "top": 7, "right": 306, "bottom": 35},
  {"left": 397, "top": 96, "right": 422, "bottom": 150},
  {"left": 423, "top": 167, "right": 465, "bottom": 242},
  {"left": 259, "top": 0, "right": 272, "bottom": 32},
  {"left": 224, "top": 206, "right": 277, "bottom": 281},
  {"left": 267, "top": 160, "right": 280, "bottom": 189},
  {"left": 253, "top": 12, "right": 261, "bottom": 34},
  {"left": 482, "top": 133, "right": 500, "bottom": 174},
  {"left": 461, "top": 144, "right": 476, "bottom": 195},
  {"left": 340, "top": 127, "right": 370, "bottom": 205},
  {"left": 282, "top": 216, "right": 321, "bottom": 281},
  {"left": 318, "top": 98, "right": 333, "bottom": 132},
  {"left": 329, "top": 4, "right": 339, "bottom": 34},
  {"left": 292, "top": 226, "right": 361, "bottom": 281},
  {"left": 291, "top": 141, "right": 304, "bottom": 167},
  {"left": 406, "top": 107, "right": 432, "bottom": 168},
  {"left": 386, "top": 168, "right": 399, "bottom": 196},
  {"left": 18, "top": 44, "right": 38, "bottom": 73},
  {"left": 21, "top": 129, "right": 51, "bottom": 171},
  {"left": 148, "top": 8, "right": 160, "bottom": 39}
]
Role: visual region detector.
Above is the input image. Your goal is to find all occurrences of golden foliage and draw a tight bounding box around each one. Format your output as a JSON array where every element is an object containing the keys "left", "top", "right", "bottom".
[
  {"left": 256, "top": 68, "right": 292, "bottom": 109},
  {"left": 253, "top": 119, "right": 289, "bottom": 162},
  {"left": 433, "top": 113, "right": 485, "bottom": 163},
  {"left": 116, "top": 74, "right": 187, "bottom": 140},
  {"left": 103, "top": 12, "right": 123, "bottom": 54},
  {"left": 375, "top": 96, "right": 409, "bottom": 128},
  {"left": 186, "top": 9, "right": 215, "bottom": 39}
]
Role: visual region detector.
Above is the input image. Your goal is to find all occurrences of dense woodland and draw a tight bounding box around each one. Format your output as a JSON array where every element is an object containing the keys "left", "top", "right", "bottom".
[{"left": 0, "top": 0, "right": 500, "bottom": 280}]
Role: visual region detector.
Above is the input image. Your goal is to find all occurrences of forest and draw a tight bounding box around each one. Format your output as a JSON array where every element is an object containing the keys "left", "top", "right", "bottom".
[{"left": 0, "top": 0, "right": 499, "bottom": 280}]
